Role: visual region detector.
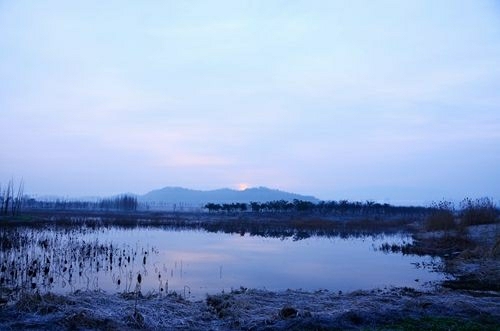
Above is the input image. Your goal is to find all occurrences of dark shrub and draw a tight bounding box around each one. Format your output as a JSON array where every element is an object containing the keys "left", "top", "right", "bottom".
[
  {"left": 425, "top": 200, "right": 456, "bottom": 231},
  {"left": 460, "top": 197, "right": 498, "bottom": 226}
]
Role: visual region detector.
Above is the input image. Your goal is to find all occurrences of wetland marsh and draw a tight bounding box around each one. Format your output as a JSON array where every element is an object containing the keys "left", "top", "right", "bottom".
[
  {"left": 0, "top": 212, "right": 498, "bottom": 330},
  {"left": 0, "top": 224, "right": 444, "bottom": 301}
]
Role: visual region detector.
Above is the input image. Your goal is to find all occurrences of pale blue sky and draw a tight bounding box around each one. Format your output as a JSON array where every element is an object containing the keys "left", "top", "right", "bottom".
[{"left": 1, "top": 1, "right": 499, "bottom": 204}]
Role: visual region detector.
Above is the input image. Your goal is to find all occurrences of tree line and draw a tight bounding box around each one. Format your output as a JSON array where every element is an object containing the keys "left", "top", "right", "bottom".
[
  {"left": 20, "top": 194, "right": 138, "bottom": 212},
  {"left": 204, "top": 199, "right": 430, "bottom": 216}
]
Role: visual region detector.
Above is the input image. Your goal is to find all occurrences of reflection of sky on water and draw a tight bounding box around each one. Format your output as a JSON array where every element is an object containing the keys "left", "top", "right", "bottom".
[
  {"left": 88, "top": 229, "right": 443, "bottom": 299},
  {"left": 1, "top": 228, "right": 445, "bottom": 300}
]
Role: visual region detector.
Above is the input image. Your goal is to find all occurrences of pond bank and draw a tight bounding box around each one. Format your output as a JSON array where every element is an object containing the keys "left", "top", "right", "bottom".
[
  {"left": 1, "top": 287, "right": 499, "bottom": 330},
  {"left": 405, "top": 223, "right": 500, "bottom": 293}
]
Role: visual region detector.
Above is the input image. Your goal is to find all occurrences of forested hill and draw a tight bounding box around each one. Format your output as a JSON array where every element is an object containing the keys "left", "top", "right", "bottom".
[{"left": 139, "top": 186, "right": 319, "bottom": 205}]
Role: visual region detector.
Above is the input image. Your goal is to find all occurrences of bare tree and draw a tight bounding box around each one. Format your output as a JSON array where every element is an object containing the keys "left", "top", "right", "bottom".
[
  {"left": 2, "top": 180, "right": 13, "bottom": 215},
  {"left": 12, "top": 179, "right": 24, "bottom": 216},
  {"left": 0, "top": 179, "right": 24, "bottom": 216}
]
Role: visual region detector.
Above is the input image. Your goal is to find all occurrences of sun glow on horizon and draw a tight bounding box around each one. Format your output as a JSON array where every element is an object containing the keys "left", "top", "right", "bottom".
[{"left": 237, "top": 183, "right": 250, "bottom": 191}]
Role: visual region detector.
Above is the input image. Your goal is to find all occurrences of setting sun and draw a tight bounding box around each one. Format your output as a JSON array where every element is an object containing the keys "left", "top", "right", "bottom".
[{"left": 237, "top": 183, "right": 249, "bottom": 191}]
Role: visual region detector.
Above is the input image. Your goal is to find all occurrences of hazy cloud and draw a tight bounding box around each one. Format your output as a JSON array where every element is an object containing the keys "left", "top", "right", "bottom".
[{"left": 1, "top": 0, "right": 499, "bottom": 202}]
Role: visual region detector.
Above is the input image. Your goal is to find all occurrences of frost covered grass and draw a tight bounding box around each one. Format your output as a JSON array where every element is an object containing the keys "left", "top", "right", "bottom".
[
  {"left": 0, "top": 287, "right": 499, "bottom": 330},
  {"left": 0, "top": 290, "right": 217, "bottom": 330}
]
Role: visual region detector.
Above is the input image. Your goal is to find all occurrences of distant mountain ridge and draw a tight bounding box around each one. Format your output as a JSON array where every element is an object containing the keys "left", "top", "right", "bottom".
[{"left": 139, "top": 186, "right": 319, "bottom": 206}]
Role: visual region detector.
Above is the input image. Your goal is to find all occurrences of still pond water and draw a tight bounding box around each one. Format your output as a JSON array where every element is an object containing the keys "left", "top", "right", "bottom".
[{"left": 0, "top": 227, "right": 445, "bottom": 300}]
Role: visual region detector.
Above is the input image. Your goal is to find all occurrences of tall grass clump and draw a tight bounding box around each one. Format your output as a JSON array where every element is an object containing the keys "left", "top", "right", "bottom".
[
  {"left": 425, "top": 200, "right": 456, "bottom": 231},
  {"left": 460, "top": 197, "right": 498, "bottom": 226}
]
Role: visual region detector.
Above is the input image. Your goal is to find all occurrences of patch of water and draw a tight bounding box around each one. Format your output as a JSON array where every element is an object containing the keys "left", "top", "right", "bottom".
[{"left": 0, "top": 227, "right": 445, "bottom": 300}]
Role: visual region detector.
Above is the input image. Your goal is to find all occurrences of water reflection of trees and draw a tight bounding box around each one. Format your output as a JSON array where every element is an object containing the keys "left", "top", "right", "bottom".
[{"left": 0, "top": 219, "right": 420, "bottom": 301}]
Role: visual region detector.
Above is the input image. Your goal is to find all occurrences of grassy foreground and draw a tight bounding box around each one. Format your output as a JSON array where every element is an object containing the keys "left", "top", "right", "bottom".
[{"left": 1, "top": 287, "right": 499, "bottom": 330}]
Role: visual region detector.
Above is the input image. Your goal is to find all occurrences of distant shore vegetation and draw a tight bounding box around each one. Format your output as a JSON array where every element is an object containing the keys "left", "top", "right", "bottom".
[
  {"left": 1, "top": 179, "right": 498, "bottom": 226},
  {"left": 425, "top": 197, "right": 498, "bottom": 231},
  {"left": 204, "top": 199, "right": 429, "bottom": 217},
  {"left": 20, "top": 194, "right": 139, "bottom": 212},
  {"left": 1, "top": 179, "right": 138, "bottom": 215}
]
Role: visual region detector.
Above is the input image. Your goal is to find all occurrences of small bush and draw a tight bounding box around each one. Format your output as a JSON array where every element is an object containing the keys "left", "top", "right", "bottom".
[
  {"left": 460, "top": 197, "right": 498, "bottom": 226},
  {"left": 425, "top": 200, "right": 456, "bottom": 231},
  {"left": 279, "top": 306, "right": 298, "bottom": 319}
]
